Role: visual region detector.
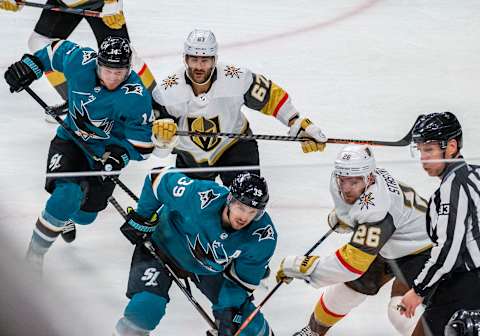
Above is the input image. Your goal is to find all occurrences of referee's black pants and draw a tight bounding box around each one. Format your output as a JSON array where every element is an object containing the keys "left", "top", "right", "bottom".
[{"left": 422, "top": 268, "right": 480, "bottom": 335}]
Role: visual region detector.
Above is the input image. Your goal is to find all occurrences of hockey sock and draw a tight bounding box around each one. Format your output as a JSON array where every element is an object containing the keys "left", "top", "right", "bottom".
[
  {"left": 45, "top": 182, "right": 84, "bottom": 221},
  {"left": 30, "top": 209, "right": 67, "bottom": 251},
  {"left": 124, "top": 292, "right": 167, "bottom": 331}
]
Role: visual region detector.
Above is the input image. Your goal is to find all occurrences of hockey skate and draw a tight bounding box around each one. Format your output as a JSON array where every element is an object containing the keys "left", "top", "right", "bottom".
[
  {"left": 293, "top": 326, "right": 319, "bottom": 336},
  {"left": 25, "top": 242, "right": 45, "bottom": 275},
  {"left": 61, "top": 220, "right": 76, "bottom": 243}
]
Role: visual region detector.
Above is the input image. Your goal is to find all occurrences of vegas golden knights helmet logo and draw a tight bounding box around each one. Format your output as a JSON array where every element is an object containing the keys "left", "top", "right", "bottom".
[{"left": 187, "top": 116, "right": 221, "bottom": 151}]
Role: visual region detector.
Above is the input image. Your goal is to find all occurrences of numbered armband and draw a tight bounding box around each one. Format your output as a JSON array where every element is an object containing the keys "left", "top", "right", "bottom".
[
  {"left": 244, "top": 73, "right": 272, "bottom": 110},
  {"left": 350, "top": 213, "right": 396, "bottom": 255},
  {"left": 399, "top": 183, "right": 428, "bottom": 213}
]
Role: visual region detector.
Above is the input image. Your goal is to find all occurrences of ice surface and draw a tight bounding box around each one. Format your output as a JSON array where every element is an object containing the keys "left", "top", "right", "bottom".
[{"left": 1, "top": 1, "right": 479, "bottom": 334}]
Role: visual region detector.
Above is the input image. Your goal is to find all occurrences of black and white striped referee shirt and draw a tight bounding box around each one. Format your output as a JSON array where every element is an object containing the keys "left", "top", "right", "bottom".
[{"left": 413, "top": 157, "right": 480, "bottom": 297}]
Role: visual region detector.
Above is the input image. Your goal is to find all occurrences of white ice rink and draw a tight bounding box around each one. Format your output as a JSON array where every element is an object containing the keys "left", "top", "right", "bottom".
[{"left": 1, "top": 0, "right": 480, "bottom": 334}]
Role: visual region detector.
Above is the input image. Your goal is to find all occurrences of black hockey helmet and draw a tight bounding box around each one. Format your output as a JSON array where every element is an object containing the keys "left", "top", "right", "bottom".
[
  {"left": 97, "top": 36, "right": 132, "bottom": 69},
  {"left": 411, "top": 112, "right": 462, "bottom": 149},
  {"left": 229, "top": 173, "right": 269, "bottom": 211},
  {"left": 444, "top": 309, "right": 480, "bottom": 336}
]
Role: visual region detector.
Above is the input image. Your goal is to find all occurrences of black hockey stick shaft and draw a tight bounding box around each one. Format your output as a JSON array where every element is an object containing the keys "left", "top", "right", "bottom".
[
  {"left": 16, "top": 1, "right": 102, "bottom": 17},
  {"left": 109, "top": 201, "right": 217, "bottom": 330},
  {"left": 234, "top": 227, "right": 337, "bottom": 336},
  {"left": 24, "top": 87, "right": 139, "bottom": 202},
  {"left": 176, "top": 128, "right": 413, "bottom": 147}
]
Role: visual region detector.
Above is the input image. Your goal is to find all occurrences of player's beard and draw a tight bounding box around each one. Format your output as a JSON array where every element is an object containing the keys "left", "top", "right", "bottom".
[{"left": 187, "top": 67, "right": 213, "bottom": 85}]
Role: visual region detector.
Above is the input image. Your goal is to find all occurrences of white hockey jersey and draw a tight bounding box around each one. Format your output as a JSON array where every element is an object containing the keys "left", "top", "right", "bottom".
[
  {"left": 152, "top": 63, "right": 298, "bottom": 165},
  {"left": 309, "top": 168, "right": 432, "bottom": 288}
]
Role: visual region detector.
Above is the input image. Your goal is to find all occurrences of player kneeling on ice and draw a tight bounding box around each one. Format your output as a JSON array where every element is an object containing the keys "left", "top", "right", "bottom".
[
  {"left": 114, "top": 170, "right": 277, "bottom": 336},
  {"left": 4, "top": 36, "right": 154, "bottom": 273},
  {"left": 151, "top": 29, "right": 327, "bottom": 186},
  {"left": 276, "top": 145, "right": 432, "bottom": 336}
]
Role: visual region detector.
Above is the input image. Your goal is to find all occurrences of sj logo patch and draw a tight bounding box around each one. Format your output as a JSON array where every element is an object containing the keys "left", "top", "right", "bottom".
[
  {"left": 49, "top": 153, "right": 62, "bottom": 171},
  {"left": 141, "top": 268, "right": 160, "bottom": 287},
  {"left": 187, "top": 116, "right": 221, "bottom": 151}
]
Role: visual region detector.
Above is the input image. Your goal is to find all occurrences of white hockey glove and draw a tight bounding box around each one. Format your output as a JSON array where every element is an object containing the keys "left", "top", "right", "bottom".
[
  {"left": 0, "top": 0, "right": 22, "bottom": 11},
  {"left": 328, "top": 210, "right": 352, "bottom": 234},
  {"left": 276, "top": 255, "right": 320, "bottom": 284},
  {"left": 288, "top": 117, "right": 327, "bottom": 153},
  {"left": 101, "top": 0, "right": 125, "bottom": 29}
]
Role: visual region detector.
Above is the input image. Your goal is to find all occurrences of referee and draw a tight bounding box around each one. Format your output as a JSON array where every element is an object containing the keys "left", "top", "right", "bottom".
[{"left": 400, "top": 112, "right": 480, "bottom": 335}]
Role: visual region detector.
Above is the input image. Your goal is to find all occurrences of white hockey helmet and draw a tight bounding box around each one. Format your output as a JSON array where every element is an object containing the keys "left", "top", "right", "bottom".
[
  {"left": 184, "top": 29, "right": 218, "bottom": 57},
  {"left": 334, "top": 145, "right": 376, "bottom": 181}
]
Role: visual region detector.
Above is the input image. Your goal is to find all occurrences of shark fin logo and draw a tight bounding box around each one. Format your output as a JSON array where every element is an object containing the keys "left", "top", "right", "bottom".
[
  {"left": 71, "top": 101, "right": 114, "bottom": 140},
  {"left": 122, "top": 83, "right": 144, "bottom": 96},
  {"left": 198, "top": 189, "right": 220, "bottom": 209},
  {"left": 187, "top": 235, "right": 240, "bottom": 273},
  {"left": 252, "top": 225, "right": 275, "bottom": 242},
  {"left": 82, "top": 50, "right": 97, "bottom": 65}
]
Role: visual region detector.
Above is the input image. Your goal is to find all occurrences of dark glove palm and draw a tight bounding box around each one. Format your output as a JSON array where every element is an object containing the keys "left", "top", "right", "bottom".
[
  {"left": 103, "top": 145, "right": 129, "bottom": 171},
  {"left": 4, "top": 54, "right": 43, "bottom": 92}
]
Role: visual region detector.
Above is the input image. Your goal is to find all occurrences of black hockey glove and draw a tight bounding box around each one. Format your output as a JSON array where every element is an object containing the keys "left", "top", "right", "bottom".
[
  {"left": 120, "top": 207, "right": 159, "bottom": 245},
  {"left": 213, "top": 308, "right": 242, "bottom": 336},
  {"left": 4, "top": 54, "right": 44, "bottom": 93},
  {"left": 103, "top": 145, "right": 130, "bottom": 171}
]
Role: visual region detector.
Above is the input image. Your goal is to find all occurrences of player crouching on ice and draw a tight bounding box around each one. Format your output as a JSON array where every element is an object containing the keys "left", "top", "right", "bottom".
[
  {"left": 4, "top": 36, "right": 154, "bottom": 273},
  {"left": 276, "top": 145, "right": 433, "bottom": 336},
  {"left": 114, "top": 170, "right": 277, "bottom": 336}
]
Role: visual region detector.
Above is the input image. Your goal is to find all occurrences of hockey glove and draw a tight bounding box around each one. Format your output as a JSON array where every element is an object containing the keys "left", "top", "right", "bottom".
[
  {"left": 328, "top": 210, "right": 352, "bottom": 234},
  {"left": 4, "top": 54, "right": 44, "bottom": 93},
  {"left": 213, "top": 308, "right": 242, "bottom": 336},
  {"left": 288, "top": 117, "right": 327, "bottom": 153},
  {"left": 152, "top": 118, "right": 178, "bottom": 142},
  {"left": 0, "top": 0, "right": 22, "bottom": 11},
  {"left": 101, "top": 0, "right": 125, "bottom": 29},
  {"left": 276, "top": 255, "right": 320, "bottom": 284},
  {"left": 102, "top": 145, "right": 130, "bottom": 171},
  {"left": 120, "top": 207, "right": 159, "bottom": 245},
  {"left": 151, "top": 119, "right": 178, "bottom": 157}
]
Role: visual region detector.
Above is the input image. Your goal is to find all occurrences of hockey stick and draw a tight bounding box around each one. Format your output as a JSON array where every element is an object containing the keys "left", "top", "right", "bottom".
[
  {"left": 24, "top": 87, "right": 139, "bottom": 202},
  {"left": 109, "top": 197, "right": 217, "bottom": 331},
  {"left": 233, "top": 226, "right": 337, "bottom": 336},
  {"left": 16, "top": 1, "right": 102, "bottom": 17},
  {"left": 176, "top": 128, "right": 414, "bottom": 147}
]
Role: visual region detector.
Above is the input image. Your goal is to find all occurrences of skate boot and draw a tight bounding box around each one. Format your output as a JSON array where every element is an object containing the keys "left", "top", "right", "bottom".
[
  {"left": 293, "top": 326, "right": 319, "bottom": 336},
  {"left": 61, "top": 220, "right": 76, "bottom": 243}
]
